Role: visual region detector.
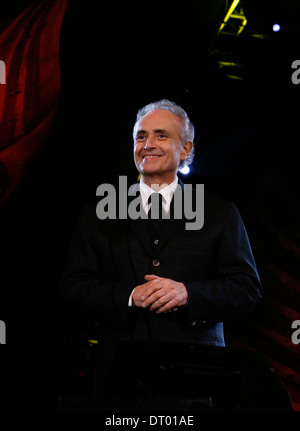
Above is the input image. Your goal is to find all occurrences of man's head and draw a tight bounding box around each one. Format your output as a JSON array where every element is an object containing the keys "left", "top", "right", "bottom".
[{"left": 133, "top": 99, "right": 195, "bottom": 185}]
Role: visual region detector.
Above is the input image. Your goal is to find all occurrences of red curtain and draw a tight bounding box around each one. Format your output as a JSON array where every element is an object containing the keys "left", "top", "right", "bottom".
[{"left": 0, "top": 0, "right": 69, "bottom": 204}]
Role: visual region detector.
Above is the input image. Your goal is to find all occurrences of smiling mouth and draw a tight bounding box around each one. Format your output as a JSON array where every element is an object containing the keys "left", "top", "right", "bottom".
[{"left": 143, "top": 155, "right": 161, "bottom": 159}]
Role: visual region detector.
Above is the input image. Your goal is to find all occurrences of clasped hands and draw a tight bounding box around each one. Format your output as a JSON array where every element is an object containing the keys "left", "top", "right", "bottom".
[{"left": 132, "top": 274, "right": 188, "bottom": 314}]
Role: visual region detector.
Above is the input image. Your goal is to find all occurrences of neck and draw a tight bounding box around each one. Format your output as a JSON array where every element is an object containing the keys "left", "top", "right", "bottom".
[{"left": 141, "top": 173, "right": 177, "bottom": 189}]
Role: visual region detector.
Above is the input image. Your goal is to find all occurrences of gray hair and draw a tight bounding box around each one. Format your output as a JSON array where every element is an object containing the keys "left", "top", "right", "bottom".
[{"left": 133, "top": 99, "right": 195, "bottom": 169}]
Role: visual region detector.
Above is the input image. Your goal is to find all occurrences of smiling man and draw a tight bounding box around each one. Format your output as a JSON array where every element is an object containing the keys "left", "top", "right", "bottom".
[
  {"left": 130, "top": 102, "right": 195, "bottom": 313},
  {"left": 59, "top": 99, "right": 262, "bottom": 398}
]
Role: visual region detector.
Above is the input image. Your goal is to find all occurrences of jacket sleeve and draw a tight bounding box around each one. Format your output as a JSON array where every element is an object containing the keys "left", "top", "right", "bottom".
[
  {"left": 184, "top": 202, "right": 262, "bottom": 323},
  {"left": 59, "top": 206, "right": 130, "bottom": 327}
]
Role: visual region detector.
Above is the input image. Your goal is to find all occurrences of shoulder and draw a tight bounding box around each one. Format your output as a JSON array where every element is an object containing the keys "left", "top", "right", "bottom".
[
  {"left": 204, "top": 192, "right": 237, "bottom": 214},
  {"left": 78, "top": 200, "right": 97, "bottom": 220},
  {"left": 181, "top": 181, "right": 241, "bottom": 231},
  {"left": 74, "top": 200, "right": 102, "bottom": 231},
  {"left": 180, "top": 179, "right": 237, "bottom": 215},
  {"left": 202, "top": 192, "right": 245, "bottom": 236}
]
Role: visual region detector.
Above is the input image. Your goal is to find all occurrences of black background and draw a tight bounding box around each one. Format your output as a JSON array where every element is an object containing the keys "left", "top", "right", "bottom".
[{"left": 0, "top": 0, "right": 299, "bottom": 410}]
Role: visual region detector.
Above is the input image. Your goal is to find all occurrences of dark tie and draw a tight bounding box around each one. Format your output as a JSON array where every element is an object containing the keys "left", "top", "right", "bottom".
[{"left": 147, "top": 193, "right": 165, "bottom": 236}]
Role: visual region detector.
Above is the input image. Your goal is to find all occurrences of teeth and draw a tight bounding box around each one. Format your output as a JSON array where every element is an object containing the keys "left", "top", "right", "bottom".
[{"left": 144, "top": 155, "right": 159, "bottom": 159}]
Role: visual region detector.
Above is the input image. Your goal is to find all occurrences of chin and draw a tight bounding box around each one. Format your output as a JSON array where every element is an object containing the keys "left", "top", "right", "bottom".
[
  {"left": 141, "top": 170, "right": 158, "bottom": 178},
  {"left": 139, "top": 164, "right": 160, "bottom": 176}
]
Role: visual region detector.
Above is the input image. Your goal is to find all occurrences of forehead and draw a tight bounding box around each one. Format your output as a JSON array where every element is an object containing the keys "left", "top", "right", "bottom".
[{"left": 135, "top": 109, "right": 184, "bottom": 134}]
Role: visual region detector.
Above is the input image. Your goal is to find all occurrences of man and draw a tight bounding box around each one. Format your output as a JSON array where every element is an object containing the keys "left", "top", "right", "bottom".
[{"left": 59, "top": 99, "right": 262, "bottom": 397}]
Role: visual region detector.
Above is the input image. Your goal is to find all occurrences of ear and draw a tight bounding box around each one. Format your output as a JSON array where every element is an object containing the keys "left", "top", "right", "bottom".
[{"left": 180, "top": 141, "right": 193, "bottom": 160}]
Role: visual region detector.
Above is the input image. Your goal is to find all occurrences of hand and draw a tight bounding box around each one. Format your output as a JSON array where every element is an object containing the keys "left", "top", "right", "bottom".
[{"left": 132, "top": 274, "right": 188, "bottom": 314}]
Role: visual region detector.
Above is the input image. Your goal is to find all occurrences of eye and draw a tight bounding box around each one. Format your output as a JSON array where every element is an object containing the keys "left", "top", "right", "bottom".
[
  {"left": 156, "top": 133, "right": 167, "bottom": 140},
  {"left": 136, "top": 134, "right": 146, "bottom": 141}
]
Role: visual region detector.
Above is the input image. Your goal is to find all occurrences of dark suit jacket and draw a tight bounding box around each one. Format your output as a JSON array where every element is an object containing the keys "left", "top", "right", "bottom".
[{"left": 59, "top": 180, "right": 262, "bottom": 350}]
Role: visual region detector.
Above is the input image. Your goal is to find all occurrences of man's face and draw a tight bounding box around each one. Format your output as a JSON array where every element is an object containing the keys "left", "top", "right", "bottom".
[{"left": 133, "top": 109, "right": 189, "bottom": 185}]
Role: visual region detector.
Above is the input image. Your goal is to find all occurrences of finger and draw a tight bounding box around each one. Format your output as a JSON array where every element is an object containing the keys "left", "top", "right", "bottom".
[
  {"left": 147, "top": 282, "right": 181, "bottom": 310},
  {"left": 155, "top": 298, "right": 179, "bottom": 314},
  {"left": 141, "top": 280, "right": 164, "bottom": 304},
  {"left": 148, "top": 291, "right": 174, "bottom": 311},
  {"left": 133, "top": 279, "right": 161, "bottom": 306},
  {"left": 141, "top": 284, "right": 168, "bottom": 308},
  {"left": 149, "top": 289, "right": 179, "bottom": 311},
  {"left": 143, "top": 281, "right": 176, "bottom": 308},
  {"left": 144, "top": 274, "right": 161, "bottom": 281}
]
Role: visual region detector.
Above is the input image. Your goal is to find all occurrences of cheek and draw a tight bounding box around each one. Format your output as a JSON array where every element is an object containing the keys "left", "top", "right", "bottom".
[
  {"left": 133, "top": 144, "right": 141, "bottom": 159},
  {"left": 169, "top": 143, "right": 183, "bottom": 161}
]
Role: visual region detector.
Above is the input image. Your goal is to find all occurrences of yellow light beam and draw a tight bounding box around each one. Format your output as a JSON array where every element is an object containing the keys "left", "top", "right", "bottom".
[
  {"left": 218, "top": 61, "right": 243, "bottom": 67},
  {"left": 226, "top": 74, "right": 243, "bottom": 80},
  {"left": 236, "top": 17, "right": 247, "bottom": 36},
  {"left": 218, "top": 0, "right": 240, "bottom": 34}
]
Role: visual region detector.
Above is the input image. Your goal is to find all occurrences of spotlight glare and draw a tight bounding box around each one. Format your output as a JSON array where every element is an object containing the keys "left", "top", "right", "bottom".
[
  {"left": 180, "top": 166, "right": 190, "bottom": 175},
  {"left": 273, "top": 24, "right": 280, "bottom": 32}
]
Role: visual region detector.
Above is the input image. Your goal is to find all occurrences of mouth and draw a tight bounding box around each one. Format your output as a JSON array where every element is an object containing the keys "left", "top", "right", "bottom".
[{"left": 142, "top": 154, "right": 161, "bottom": 160}]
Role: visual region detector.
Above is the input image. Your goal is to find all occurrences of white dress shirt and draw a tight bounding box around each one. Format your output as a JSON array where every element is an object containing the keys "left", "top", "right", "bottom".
[{"left": 139, "top": 176, "right": 178, "bottom": 215}]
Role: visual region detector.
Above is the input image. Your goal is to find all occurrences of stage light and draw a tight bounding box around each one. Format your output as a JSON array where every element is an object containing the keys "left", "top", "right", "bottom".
[
  {"left": 217, "top": 0, "right": 241, "bottom": 35},
  {"left": 180, "top": 166, "right": 190, "bottom": 175},
  {"left": 272, "top": 23, "right": 280, "bottom": 32}
]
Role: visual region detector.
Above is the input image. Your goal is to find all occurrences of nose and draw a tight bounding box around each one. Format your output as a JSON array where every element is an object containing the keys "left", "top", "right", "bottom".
[{"left": 144, "top": 134, "right": 155, "bottom": 149}]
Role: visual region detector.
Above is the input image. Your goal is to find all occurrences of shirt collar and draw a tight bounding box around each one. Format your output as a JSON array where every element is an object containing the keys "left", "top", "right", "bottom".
[{"left": 139, "top": 176, "right": 178, "bottom": 212}]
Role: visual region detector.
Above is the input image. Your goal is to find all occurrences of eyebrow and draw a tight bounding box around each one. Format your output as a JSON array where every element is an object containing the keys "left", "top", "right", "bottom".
[{"left": 136, "top": 128, "right": 170, "bottom": 136}]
